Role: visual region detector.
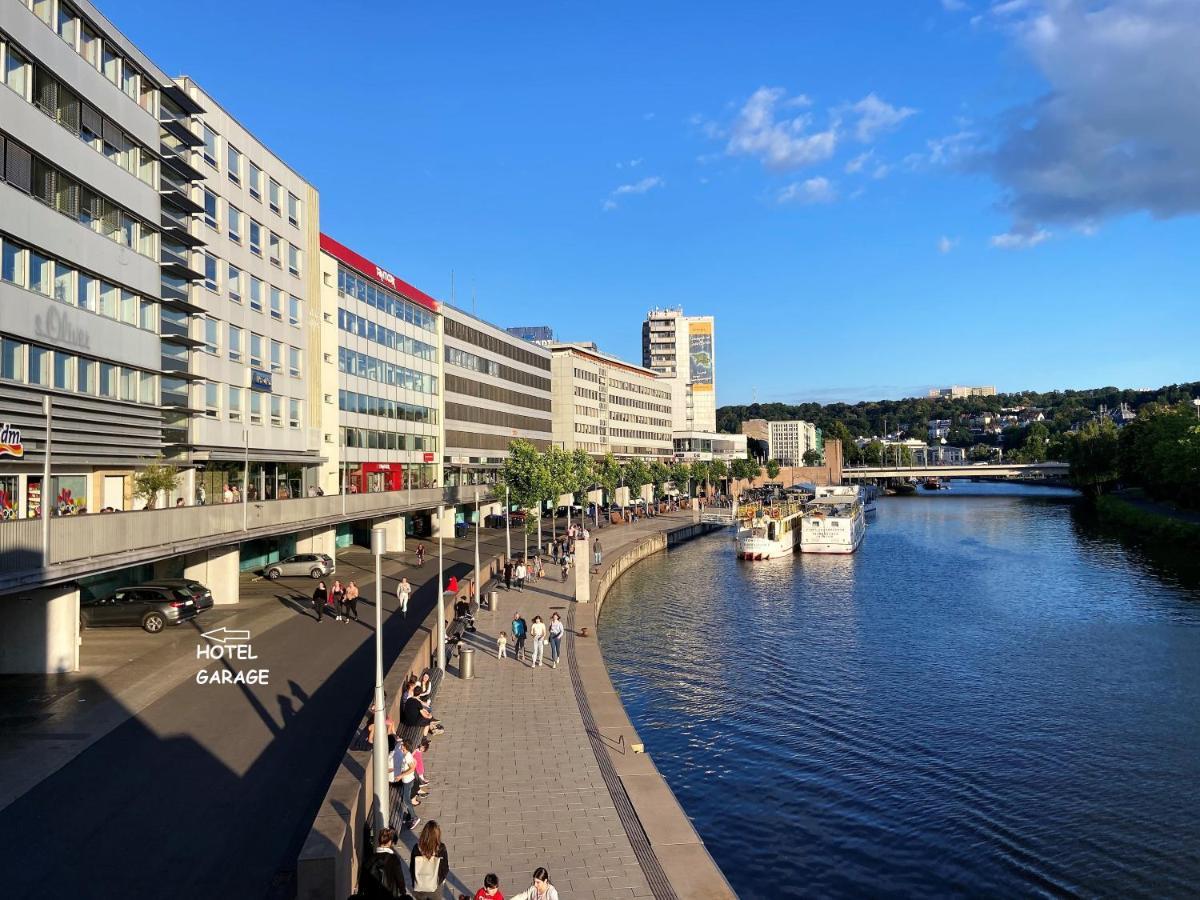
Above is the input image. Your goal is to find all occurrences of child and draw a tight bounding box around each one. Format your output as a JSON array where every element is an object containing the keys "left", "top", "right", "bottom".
[
  {"left": 497, "top": 631, "right": 508, "bottom": 660},
  {"left": 413, "top": 737, "right": 430, "bottom": 799},
  {"left": 472, "top": 873, "right": 504, "bottom": 900}
]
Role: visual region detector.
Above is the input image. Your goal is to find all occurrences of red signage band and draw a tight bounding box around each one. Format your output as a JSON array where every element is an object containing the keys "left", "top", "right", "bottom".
[
  {"left": 320, "top": 234, "right": 440, "bottom": 313},
  {"left": 423, "top": 452, "right": 435, "bottom": 463}
]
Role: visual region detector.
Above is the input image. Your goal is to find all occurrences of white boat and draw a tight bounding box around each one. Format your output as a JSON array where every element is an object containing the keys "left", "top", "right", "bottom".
[
  {"left": 800, "top": 492, "right": 866, "bottom": 554},
  {"left": 817, "top": 483, "right": 876, "bottom": 516},
  {"left": 734, "top": 503, "right": 804, "bottom": 560}
]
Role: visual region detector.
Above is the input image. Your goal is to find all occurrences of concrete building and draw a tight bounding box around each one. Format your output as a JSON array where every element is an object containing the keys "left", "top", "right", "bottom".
[
  {"left": 505, "top": 324, "right": 553, "bottom": 344},
  {"left": 928, "top": 385, "right": 997, "bottom": 400},
  {"left": 912, "top": 443, "right": 965, "bottom": 465},
  {"left": 176, "top": 77, "right": 323, "bottom": 504},
  {"left": 672, "top": 431, "right": 747, "bottom": 463},
  {"left": 549, "top": 342, "right": 673, "bottom": 461},
  {"left": 768, "top": 420, "right": 820, "bottom": 467},
  {"left": 641, "top": 307, "right": 715, "bottom": 433},
  {"left": 928, "top": 419, "right": 952, "bottom": 440}
]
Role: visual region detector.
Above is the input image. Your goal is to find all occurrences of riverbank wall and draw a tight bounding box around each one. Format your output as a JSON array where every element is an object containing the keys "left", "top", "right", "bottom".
[
  {"left": 581, "top": 519, "right": 736, "bottom": 899},
  {"left": 1097, "top": 494, "right": 1200, "bottom": 548}
]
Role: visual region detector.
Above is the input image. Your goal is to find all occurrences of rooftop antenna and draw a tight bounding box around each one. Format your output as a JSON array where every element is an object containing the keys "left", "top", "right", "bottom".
[{"left": 752, "top": 386, "right": 758, "bottom": 404}]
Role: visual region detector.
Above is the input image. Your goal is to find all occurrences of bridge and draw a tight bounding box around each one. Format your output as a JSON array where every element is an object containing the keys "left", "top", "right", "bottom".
[{"left": 842, "top": 462, "right": 1070, "bottom": 480}]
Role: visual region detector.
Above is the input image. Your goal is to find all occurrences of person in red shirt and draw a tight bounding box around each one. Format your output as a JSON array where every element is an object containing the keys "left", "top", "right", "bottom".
[{"left": 467, "top": 873, "right": 503, "bottom": 900}]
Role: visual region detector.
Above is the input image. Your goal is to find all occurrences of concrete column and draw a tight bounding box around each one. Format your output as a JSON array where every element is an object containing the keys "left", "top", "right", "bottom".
[
  {"left": 183, "top": 545, "right": 241, "bottom": 606},
  {"left": 375, "top": 515, "right": 405, "bottom": 554},
  {"left": 431, "top": 506, "right": 456, "bottom": 539},
  {"left": 0, "top": 583, "right": 80, "bottom": 674},
  {"left": 574, "top": 537, "right": 591, "bottom": 604},
  {"left": 296, "top": 526, "right": 337, "bottom": 557}
]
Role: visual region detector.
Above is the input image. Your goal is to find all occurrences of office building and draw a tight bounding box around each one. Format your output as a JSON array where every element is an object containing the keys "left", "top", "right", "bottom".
[
  {"left": 672, "top": 431, "right": 748, "bottom": 463},
  {"left": 549, "top": 342, "right": 673, "bottom": 460},
  {"left": 321, "top": 234, "right": 441, "bottom": 495},
  {"left": 505, "top": 324, "right": 553, "bottom": 344},
  {"left": 928, "top": 385, "right": 997, "bottom": 400},
  {"left": 768, "top": 420, "right": 820, "bottom": 467},
  {"left": 444, "top": 304, "right": 552, "bottom": 486},
  {"left": 1, "top": 0, "right": 187, "bottom": 516},
  {"left": 176, "top": 77, "right": 322, "bottom": 503},
  {"left": 641, "top": 307, "right": 716, "bottom": 432}
]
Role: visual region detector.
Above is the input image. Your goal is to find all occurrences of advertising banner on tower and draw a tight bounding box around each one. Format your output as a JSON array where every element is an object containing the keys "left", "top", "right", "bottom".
[{"left": 688, "top": 321, "right": 713, "bottom": 391}]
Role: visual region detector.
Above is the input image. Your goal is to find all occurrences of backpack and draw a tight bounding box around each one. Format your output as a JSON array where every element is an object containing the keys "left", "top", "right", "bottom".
[
  {"left": 362, "top": 852, "right": 402, "bottom": 898},
  {"left": 413, "top": 852, "right": 441, "bottom": 892}
]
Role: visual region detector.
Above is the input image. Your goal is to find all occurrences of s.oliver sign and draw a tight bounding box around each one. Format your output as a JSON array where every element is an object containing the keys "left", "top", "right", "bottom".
[{"left": 423, "top": 452, "right": 435, "bottom": 463}]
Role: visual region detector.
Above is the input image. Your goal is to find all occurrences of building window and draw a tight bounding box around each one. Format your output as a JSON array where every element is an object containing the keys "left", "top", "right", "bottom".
[
  {"left": 120, "top": 367, "right": 139, "bottom": 402},
  {"left": 140, "top": 298, "right": 157, "bottom": 332},
  {"left": 205, "top": 382, "right": 219, "bottom": 418},
  {"left": 78, "top": 358, "right": 96, "bottom": 394},
  {"left": 287, "top": 243, "right": 301, "bottom": 276},
  {"left": 76, "top": 272, "right": 96, "bottom": 311},
  {"left": 227, "top": 144, "right": 242, "bottom": 184},
  {"left": 268, "top": 178, "right": 281, "bottom": 214},
  {"left": 270, "top": 340, "right": 282, "bottom": 373},
  {"left": 201, "top": 123, "right": 218, "bottom": 169},
  {"left": 139, "top": 372, "right": 156, "bottom": 405},
  {"left": 80, "top": 23, "right": 100, "bottom": 67},
  {"left": 249, "top": 276, "right": 263, "bottom": 312},
  {"left": 248, "top": 161, "right": 262, "bottom": 200},
  {"left": 122, "top": 65, "right": 138, "bottom": 101},
  {"left": 56, "top": 3, "right": 79, "bottom": 44},
  {"left": 288, "top": 398, "right": 300, "bottom": 429},
  {"left": 249, "top": 333, "right": 263, "bottom": 368},
  {"left": 228, "top": 205, "right": 242, "bottom": 243},
  {"left": 203, "top": 317, "right": 220, "bottom": 355},
  {"left": 229, "top": 324, "right": 243, "bottom": 362},
  {"left": 28, "top": 346, "right": 49, "bottom": 386},
  {"left": 228, "top": 385, "right": 243, "bottom": 422},
  {"left": 53, "top": 351, "right": 74, "bottom": 391},
  {"left": 4, "top": 45, "right": 30, "bottom": 100},
  {"left": 288, "top": 295, "right": 301, "bottom": 326},
  {"left": 203, "top": 252, "right": 218, "bottom": 292},
  {"left": 53, "top": 264, "right": 73, "bottom": 303},
  {"left": 203, "top": 189, "right": 218, "bottom": 229},
  {"left": 2, "top": 241, "right": 25, "bottom": 286},
  {"left": 101, "top": 44, "right": 120, "bottom": 86},
  {"left": 268, "top": 231, "right": 281, "bottom": 267},
  {"left": 228, "top": 264, "right": 242, "bottom": 302},
  {"left": 29, "top": 252, "right": 51, "bottom": 296},
  {"left": 288, "top": 345, "right": 301, "bottom": 377},
  {"left": 270, "top": 287, "right": 283, "bottom": 320},
  {"left": 249, "top": 391, "right": 263, "bottom": 425},
  {"left": 99, "top": 362, "right": 116, "bottom": 398},
  {"left": 249, "top": 219, "right": 262, "bottom": 255},
  {"left": 270, "top": 395, "right": 282, "bottom": 427},
  {"left": 0, "top": 338, "right": 23, "bottom": 381},
  {"left": 287, "top": 192, "right": 301, "bottom": 226}
]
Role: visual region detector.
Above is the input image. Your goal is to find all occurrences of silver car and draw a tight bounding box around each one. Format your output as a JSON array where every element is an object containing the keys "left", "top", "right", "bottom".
[{"left": 265, "top": 553, "right": 335, "bottom": 580}]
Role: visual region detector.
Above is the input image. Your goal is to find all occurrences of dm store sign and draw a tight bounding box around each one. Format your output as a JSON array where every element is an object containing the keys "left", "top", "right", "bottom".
[{"left": 0, "top": 423, "right": 24, "bottom": 459}]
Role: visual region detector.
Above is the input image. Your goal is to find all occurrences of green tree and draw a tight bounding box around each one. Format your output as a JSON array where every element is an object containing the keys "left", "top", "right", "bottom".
[
  {"left": 691, "top": 460, "right": 712, "bottom": 497},
  {"left": 802, "top": 448, "right": 822, "bottom": 466},
  {"left": 669, "top": 461, "right": 692, "bottom": 498},
  {"left": 648, "top": 460, "right": 670, "bottom": 500},
  {"left": 497, "top": 440, "right": 551, "bottom": 555},
  {"left": 1022, "top": 422, "right": 1051, "bottom": 462},
  {"left": 765, "top": 459, "right": 781, "bottom": 480},
  {"left": 134, "top": 459, "right": 179, "bottom": 509},
  {"left": 623, "top": 458, "right": 650, "bottom": 506},
  {"left": 709, "top": 459, "right": 729, "bottom": 495},
  {"left": 543, "top": 446, "right": 574, "bottom": 539},
  {"left": 595, "top": 453, "right": 621, "bottom": 507},
  {"left": 730, "top": 457, "right": 759, "bottom": 495},
  {"left": 862, "top": 440, "right": 884, "bottom": 466},
  {"left": 1064, "top": 418, "right": 1120, "bottom": 497}
]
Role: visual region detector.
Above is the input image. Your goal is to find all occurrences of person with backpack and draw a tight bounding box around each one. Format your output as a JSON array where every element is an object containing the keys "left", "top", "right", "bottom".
[
  {"left": 408, "top": 820, "right": 449, "bottom": 900},
  {"left": 511, "top": 613, "right": 527, "bottom": 663},
  {"left": 360, "top": 827, "right": 407, "bottom": 899}
]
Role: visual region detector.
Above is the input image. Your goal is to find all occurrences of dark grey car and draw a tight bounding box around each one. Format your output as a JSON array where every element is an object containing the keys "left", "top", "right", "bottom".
[
  {"left": 151, "top": 578, "right": 214, "bottom": 611},
  {"left": 81, "top": 584, "right": 200, "bottom": 633}
]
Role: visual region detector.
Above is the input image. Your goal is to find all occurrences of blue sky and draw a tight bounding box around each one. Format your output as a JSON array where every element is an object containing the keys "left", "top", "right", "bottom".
[{"left": 105, "top": 0, "right": 1200, "bottom": 403}]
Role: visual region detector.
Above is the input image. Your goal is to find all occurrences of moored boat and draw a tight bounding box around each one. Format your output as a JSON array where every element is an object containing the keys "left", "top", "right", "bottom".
[
  {"left": 734, "top": 502, "right": 804, "bottom": 560},
  {"left": 800, "top": 492, "right": 866, "bottom": 554}
]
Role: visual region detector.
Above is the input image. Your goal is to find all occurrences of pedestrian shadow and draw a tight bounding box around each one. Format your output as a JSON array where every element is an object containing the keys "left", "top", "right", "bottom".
[{"left": 274, "top": 593, "right": 316, "bottom": 619}]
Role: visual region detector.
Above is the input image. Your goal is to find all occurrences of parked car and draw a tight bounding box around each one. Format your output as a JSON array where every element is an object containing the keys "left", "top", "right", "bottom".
[
  {"left": 152, "top": 578, "right": 214, "bottom": 612},
  {"left": 484, "top": 513, "right": 507, "bottom": 528},
  {"left": 508, "top": 510, "right": 527, "bottom": 525},
  {"left": 81, "top": 584, "right": 201, "bottom": 633},
  {"left": 265, "top": 553, "right": 335, "bottom": 580}
]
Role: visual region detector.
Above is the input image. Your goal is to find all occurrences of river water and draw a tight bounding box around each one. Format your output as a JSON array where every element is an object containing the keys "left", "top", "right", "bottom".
[{"left": 600, "top": 484, "right": 1200, "bottom": 899}]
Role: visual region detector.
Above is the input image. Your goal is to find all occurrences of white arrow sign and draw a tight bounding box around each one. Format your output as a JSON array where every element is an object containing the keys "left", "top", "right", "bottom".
[{"left": 201, "top": 627, "right": 250, "bottom": 644}]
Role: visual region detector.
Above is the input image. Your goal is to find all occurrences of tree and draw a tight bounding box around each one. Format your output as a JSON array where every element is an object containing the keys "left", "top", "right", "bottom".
[
  {"left": 946, "top": 426, "right": 973, "bottom": 447},
  {"left": 730, "top": 457, "right": 759, "bottom": 495},
  {"left": 825, "top": 420, "right": 860, "bottom": 465},
  {"left": 1022, "top": 422, "right": 1051, "bottom": 462},
  {"left": 595, "top": 453, "right": 621, "bottom": 508},
  {"left": 567, "top": 449, "right": 595, "bottom": 526},
  {"left": 691, "top": 460, "right": 712, "bottom": 497},
  {"left": 543, "top": 446, "right": 574, "bottom": 540},
  {"left": 862, "top": 440, "right": 884, "bottom": 466},
  {"left": 1064, "top": 418, "right": 1120, "bottom": 497},
  {"left": 134, "top": 459, "right": 179, "bottom": 509},
  {"left": 623, "top": 458, "right": 650, "bottom": 506},
  {"left": 709, "top": 459, "right": 728, "bottom": 496},
  {"left": 765, "top": 459, "right": 781, "bottom": 480},
  {"left": 802, "top": 449, "right": 822, "bottom": 466},
  {"left": 669, "top": 461, "right": 692, "bottom": 498},
  {"left": 497, "top": 440, "right": 551, "bottom": 555},
  {"left": 648, "top": 460, "right": 670, "bottom": 500}
]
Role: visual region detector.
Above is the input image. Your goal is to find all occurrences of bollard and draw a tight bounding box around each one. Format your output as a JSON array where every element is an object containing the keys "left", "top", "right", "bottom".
[
  {"left": 459, "top": 646, "right": 475, "bottom": 679},
  {"left": 488, "top": 590, "right": 499, "bottom": 611}
]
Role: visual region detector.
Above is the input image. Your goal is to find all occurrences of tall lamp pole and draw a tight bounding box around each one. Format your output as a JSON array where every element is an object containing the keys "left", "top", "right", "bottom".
[
  {"left": 504, "top": 484, "right": 511, "bottom": 560},
  {"left": 436, "top": 504, "right": 446, "bottom": 672},
  {"left": 370, "top": 525, "right": 388, "bottom": 837},
  {"left": 41, "top": 396, "right": 52, "bottom": 562},
  {"left": 242, "top": 427, "right": 249, "bottom": 531},
  {"left": 473, "top": 486, "right": 481, "bottom": 607}
]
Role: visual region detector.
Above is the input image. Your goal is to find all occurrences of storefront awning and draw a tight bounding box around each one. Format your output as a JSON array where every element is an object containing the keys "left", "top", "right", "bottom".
[{"left": 195, "top": 449, "right": 328, "bottom": 465}]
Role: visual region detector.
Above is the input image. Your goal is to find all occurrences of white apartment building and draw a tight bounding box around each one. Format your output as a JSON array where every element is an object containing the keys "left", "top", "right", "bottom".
[
  {"left": 176, "top": 77, "right": 322, "bottom": 502},
  {"left": 641, "top": 307, "right": 716, "bottom": 433},
  {"left": 550, "top": 342, "right": 673, "bottom": 461},
  {"left": 928, "top": 385, "right": 996, "bottom": 399},
  {"left": 768, "top": 419, "right": 819, "bottom": 467}
]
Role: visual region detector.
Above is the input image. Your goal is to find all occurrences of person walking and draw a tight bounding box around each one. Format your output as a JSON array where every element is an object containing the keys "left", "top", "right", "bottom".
[
  {"left": 511, "top": 613, "right": 527, "bottom": 663},
  {"left": 311, "top": 581, "right": 327, "bottom": 623},
  {"left": 416, "top": 542, "right": 426, "bottom": 566},
  {"left": 515, "top": 560, "right": 527, "bottom": 592},
  {"left": 529, "top": 615, "right": 547, "bottom": 667},
  {"left": 593, "top": 539, "right": 603, "bottom": 572},
  {"left": 396, "top": 577, "right": 411, "bottom": 617},
  {"left": 504, "top": 559, "right": 513, "bottom": 591},
  {"left": 510, "top": 868, "right": 559, "bottom": 900},
  {"left": 408, "top": 820, "right": 449, "bottom": 900},
  {"left": 497, "top": 631, "right": 508, "bottom": 660},
  {"left": 360, "top": 827, "right": 406, "bottom": 899},
  {"left": 391, "top": 737, "right": 419, "bottom": 830},
  {"left": 548, "top": 612, "right": 564, "bottom": 668},
  {"left": 344, "top": 580, "right": 360, "bottom": 623},
  {"left": 560, "top": 557, "right": 569, "bottom": 582},
  {"left": 330, "top": 579, "right": 346, "bottom": 622}
]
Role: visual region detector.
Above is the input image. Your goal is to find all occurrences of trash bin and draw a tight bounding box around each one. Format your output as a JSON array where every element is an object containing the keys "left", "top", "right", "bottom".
[
  {"left": 459, "top": 646, "right": 475, "bottom": 679},
  {"left": 487, "top": 591, "right": 499, "bottom": 610}
]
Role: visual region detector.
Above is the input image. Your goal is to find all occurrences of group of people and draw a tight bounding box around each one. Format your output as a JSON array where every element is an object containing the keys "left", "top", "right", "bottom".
[
  {"left": 310, "top": 578, "right": 361, "bottom": 623},
  {"left": 497, "top": 611, "right": 565, "bottom": 668}
]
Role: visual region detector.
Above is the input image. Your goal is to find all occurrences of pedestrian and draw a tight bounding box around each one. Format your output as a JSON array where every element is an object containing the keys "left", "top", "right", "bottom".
[
  {"left": 402, "top": 684, "right": 433, "bottom": 750},
  {"left": 497, "top": 631, "right": 508, "bottom": 660},
  {"left": 413, "top": 736, "right": 430, "bottom": 799},
  {"left": 231, "top": 484, "right": 241, "bottom": 503},
  {"left": 222, "top": 483, "right": 234, "bottom": 504},
  {"left": 471, "top": 873, "right": 503, "bottom": 900},
  {"left": 515, "top": 560, "right": 527, "bottom": 592},
  {"left": 311, "top": 581, "right": 327, "bottom": 622},
  {"left": 447, "top": 575, "right": 459, "bottom": 594},
  {"left": 529, "top": 615, "right": 547, "bottom": 667},
  {"left": 548, "top": 612, "right": 564, "bottom": 668},
  {"left": 391, "top": 738, "right": 419, "bottom": 830},
  {"left": 416, "top": 543, "right": 425, "bottom": 566},
  {"left": 560, "top": 558, "right": 569, "bottom": 582},
  {"left": 397, "top": 577, "right": 411, "bottom": 617},
  {"left": 331, "top": 579, "right": 346, "bottom": 622},
  {"left": 510, "top": 868, "right": 559, "bottom": 900},
  {"left": 504, "top": 559, "right": 513, "bottom": 591},
  {"left": 408, "top": 820, "right": 449, "bottom": 900},
  {"left": 511, "top": 613, "right": 527, "bottom": 662},
  {"left": 593, "top": 540, "right": 603, "bottom": 571},
  {"left": 344, "top": 580, "right": 359, "bottom": 622},
  {"left": 360, "top": 826, "right": 407, "bottom": 899}
]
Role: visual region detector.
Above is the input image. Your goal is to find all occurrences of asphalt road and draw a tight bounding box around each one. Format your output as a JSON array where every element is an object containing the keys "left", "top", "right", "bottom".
[{"left": 0, "top": 530, "right": 519, "bottom": 899}]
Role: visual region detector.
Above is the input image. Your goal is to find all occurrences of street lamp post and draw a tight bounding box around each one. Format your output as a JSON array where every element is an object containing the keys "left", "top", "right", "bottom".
[
  {"left": 437, "top": 504, "right": 446, "bottom": 672},
  {"left": 473, "top": 486, "right": 480, "bottom": 609},
  {"left": 243, "top": 427, "right": 249, "bottom": 532},
  {"left": 369, "top": 525, "right": 388, "bottom": 837},
  {"left": 504, "top": 484, "right": 511, "bottom": 561},
  {"left": 41, "top": 396, "right": 52, "bottom": 562}
]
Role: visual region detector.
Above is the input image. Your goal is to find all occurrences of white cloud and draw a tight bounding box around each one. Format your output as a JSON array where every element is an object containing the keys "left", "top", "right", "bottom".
[
  {"left": 778, "top": 177, "right": 836, "bottom": 205},
  {"left": 849, "top": 93, "right": 917, "bottom": 142},
  {"left": 603, "top": 176, "right": 664, "bottom": 211},
  {"left": 601, "top": 199, "right": 618, "bottom": 212},
  {"left": 725, "top": 87, "right": 838, "bottom": 170},
  {"left": 937, "top": 235, "right": 959, "bottom": 253},
  {"left": 990, "top": 228, "right": 1051, "bottom": 249},
  {"left": 845, "top": 151, "right": 874, "bottom": 174},
  {"left": 615, "top": 158, "right": 644, "bottom": 170},
  {"left": 643, "top": 112, "right": 656, "bottom": 121}
]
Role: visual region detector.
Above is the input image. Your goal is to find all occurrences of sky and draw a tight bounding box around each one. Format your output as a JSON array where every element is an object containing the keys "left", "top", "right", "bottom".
[{"left": 102, "top": 0, "right": 1200, "bottom": 404}]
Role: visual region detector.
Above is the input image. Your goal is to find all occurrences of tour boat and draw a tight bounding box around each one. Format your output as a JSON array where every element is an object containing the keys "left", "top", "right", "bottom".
[
  {"left": 800, "top": 491, "right": 866, "bottom": 554},
  {"left": 734, "top": 502, "right": 804, "bottom": 560}
]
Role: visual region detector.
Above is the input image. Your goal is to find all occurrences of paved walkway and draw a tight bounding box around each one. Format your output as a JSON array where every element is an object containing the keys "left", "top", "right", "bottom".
[{"left": 401, "top": 513, "right": 698, "bottom": 900}]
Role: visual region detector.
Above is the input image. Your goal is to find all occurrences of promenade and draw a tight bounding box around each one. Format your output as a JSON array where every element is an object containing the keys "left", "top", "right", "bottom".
[{"left": 400, "top": 511, "right": 734, "bottom": 900}]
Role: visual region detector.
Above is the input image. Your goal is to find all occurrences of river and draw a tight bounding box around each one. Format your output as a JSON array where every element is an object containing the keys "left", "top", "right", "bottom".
[{"left": 599, "top": 484, "right": 1200, "bottom": 899}]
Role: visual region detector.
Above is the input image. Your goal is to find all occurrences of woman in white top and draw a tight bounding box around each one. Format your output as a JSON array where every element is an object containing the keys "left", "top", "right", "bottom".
[
  {"left": 511, "top": 867, "right": 559, "bottom": 900},
  {"left": 548, "top": 613, "right": 565, "bottom": 668},
  {"left": 396, "top": 577, "right": 411, "bottom": 617},
  {"left": 529, "top": 616, "right": 547, "bottom": 667}
]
